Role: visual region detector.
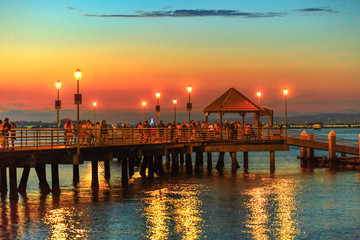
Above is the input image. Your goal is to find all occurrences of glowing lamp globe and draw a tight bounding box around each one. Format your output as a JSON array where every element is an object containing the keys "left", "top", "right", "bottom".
[
  {"left": 187, "top": 85, "right": 192, "bottom": 93},
  {"left": 75, "top": 69, "right": 82, "bottom": 80},
  {"left": 55, "top": 80, "right": 62, "bottom": 90},
  {"left": 283, "top": 88, "right": 288, "bottom": 96},
  {"left": 173, "top": 98, "right": 177, "bottom": 104}
]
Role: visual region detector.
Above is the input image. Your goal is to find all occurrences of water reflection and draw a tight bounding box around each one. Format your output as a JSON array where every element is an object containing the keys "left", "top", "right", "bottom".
[
  {"left": 244, "top": 178, "right": 300, "bottom": 240},
  {"left": 142, "top": 184, "right": 203, "bottom": 240},
  {"left": 44, "top": 207, "right": 89, "bottom": 240}
]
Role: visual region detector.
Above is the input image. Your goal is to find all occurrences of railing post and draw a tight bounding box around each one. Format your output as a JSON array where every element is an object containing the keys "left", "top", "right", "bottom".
[
  {"left": 51, "top": 130, "right": 54, "bottom": 149},
  {"left": 20, "top": 130, "right": 23, "bottom": 150}
]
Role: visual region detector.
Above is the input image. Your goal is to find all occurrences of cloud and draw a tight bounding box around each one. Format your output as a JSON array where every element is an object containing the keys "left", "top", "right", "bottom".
[
  {"left": 296, "top": 7, "right": 336, "bottom": 13},
  {"left": 84, "top": 9, "right": 286, "bottom": 18},
  {"left": 66, "top": 6, "right": 76, "bottom": 10}
]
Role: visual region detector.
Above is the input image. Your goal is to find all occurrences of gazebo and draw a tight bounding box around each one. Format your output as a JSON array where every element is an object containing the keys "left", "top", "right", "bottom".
[{"left": 203, "top": 87, "right": 273, "bottom": 131}]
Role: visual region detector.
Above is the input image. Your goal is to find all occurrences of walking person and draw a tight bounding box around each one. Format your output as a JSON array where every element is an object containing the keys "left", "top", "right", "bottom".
[{"left": 10, "top": 122, "right": 16, "bottom": 150}]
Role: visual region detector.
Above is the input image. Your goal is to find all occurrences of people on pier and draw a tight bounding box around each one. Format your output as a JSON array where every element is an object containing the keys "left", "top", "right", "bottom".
[
  {"left": 0, "top": 120, "right": 4, "bottom": 150},
  {"left": 94, "top": 122, "right": 101, "bottom": 146},
  {"left": 64, "top": 119, "right": 74, "bottom": 145}
]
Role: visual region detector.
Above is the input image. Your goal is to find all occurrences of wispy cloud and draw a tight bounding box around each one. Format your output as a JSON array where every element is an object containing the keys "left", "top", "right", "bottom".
[
  {"left": 84, "top": 9, "right": 286, "bottom": 18},
  {"left": 66, "top": 6, "right": 76, "bottom": 10},
  {"left": 296, "top": 7, "right": 336, "bottom": 13}
]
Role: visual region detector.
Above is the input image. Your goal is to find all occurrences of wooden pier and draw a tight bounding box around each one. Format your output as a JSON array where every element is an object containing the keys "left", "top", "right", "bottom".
[{"left": 0, "top": 127, "right": 359, "bottom": 202}]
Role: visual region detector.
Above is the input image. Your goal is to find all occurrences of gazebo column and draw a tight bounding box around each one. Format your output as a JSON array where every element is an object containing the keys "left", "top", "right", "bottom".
[
  {"left": 257, "top": 112, "right": 260, "bottom": 140},
  {"left": 240, "top": 113, "right": 245, "bottom": 128},
  {"left": 219, "top": 112, "right": 223, "bottom": 141},
  {"left": 269, "top": 110, "right": 273, "bottom": 127}
]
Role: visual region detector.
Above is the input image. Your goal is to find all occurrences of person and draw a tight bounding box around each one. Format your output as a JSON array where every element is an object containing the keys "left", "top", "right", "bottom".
[
  {"left": 100, "top": 120, "right": 108, "bottom": 145},
  {"left": 0, "top": 120, "right": 4, "bottom": 150},
  {"left": 279, "top": 122, "right": 284, "bottom": 137},
  {"left": 94, "top": 122, "right": 101, "bottom": 146},
  {"left": 64, "top": 119, "right": 74, "bottom": 145},
  {"left": 158, "top": 120, "right": 165, "bottom": 142},
  {"left": 10, "top": 122, "right": 16, "bottom": 150},
  {"left": 2, "top": 118, "right": 11, "bottom": 151},
  {"left": 83, "top": 120, "right": 93, "bottom": 146}
]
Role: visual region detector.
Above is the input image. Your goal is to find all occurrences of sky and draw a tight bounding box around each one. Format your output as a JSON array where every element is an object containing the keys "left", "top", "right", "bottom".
[{"left": 0, "top": 0, "right": 359, "bottom": 123}]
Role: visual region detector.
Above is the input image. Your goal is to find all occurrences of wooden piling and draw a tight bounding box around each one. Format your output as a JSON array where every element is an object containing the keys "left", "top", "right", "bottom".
[
  {"left": 148, "top": 156, "right": 154, "bottom": 180},
  {"left": 230, "top": 152, "right": 240, "bottom": 173},
  {"left": 215, "top": 152, "right": 225, "bottom": 171},
  {"left": 185, "top": 154, "right": 193, "bottom": 174},
  {"left": 166, "top": 154, "right": 171, "bottom": 169},
  {"left": 18, "top": 166, "right": 31, "bottom": 194},
  {"left": 9, "top": 166, "right": 18, "bottom": 202},
  {"left": 243, "top": 152, "right": 249, "bottom": 172},
  {"left": 300, "top": 131, "right": 308, "bottom": 168},
  {"left": 270, "top": 151, "right": 275, "bottom": 173},
  {"left": 0, "top": 166, "right": 7, "bottom": 194},
  {"left": 207, "top": 152, "right": 212, "bottom": 173},
  {"left": 328, "top": 130, "right": 337, "bottom": 170},
  {"left": 122, "top": 157, "right": 128, "bottom": 184},
  {"left": 73, "top": 154, "right": 80, "bottom": 186},
  {"left": 140, "top": 156, "right": 147, "bottom": 177},
  {"left": 51, "top": 164, "right": 61, "bottom": 195},
  {"left": 104, "top": 152, "right": 112, "bottom": 181},
  {"left": 128, "top": 157, "right": 135, "bottom": 178},
  {"left": 35, "top": 164, "right": 51, "bottom": 194},
  {"left": 195, "top": 152, "right": 201, "bottom": 173},
  {"left": 180, "top": 153, "right": 184, "bottom": 165},
  {"left": 307, "top": 134, "right": 316, "bottom": 168},
  {"left": 91, "top": 160, "right": 99, "bottom": 190}
]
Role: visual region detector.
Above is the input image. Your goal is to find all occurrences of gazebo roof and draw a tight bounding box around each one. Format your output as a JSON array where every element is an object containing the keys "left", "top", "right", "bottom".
[{"left": 203, "top": 87, "right": 262, "bottom": 113}]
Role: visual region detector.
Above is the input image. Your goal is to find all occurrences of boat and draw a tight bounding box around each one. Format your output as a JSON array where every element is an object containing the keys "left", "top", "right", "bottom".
[{"left": 313, "top": 124, "right": 321, "bottom": 130}]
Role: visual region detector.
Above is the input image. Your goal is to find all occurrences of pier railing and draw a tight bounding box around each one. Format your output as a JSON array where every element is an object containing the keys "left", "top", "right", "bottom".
[
  {"left": 287, "top": 129, "right": 359, "bottom": 148},
  {"left": 1, "top": 127, "right": 285, "bottom": 151}
]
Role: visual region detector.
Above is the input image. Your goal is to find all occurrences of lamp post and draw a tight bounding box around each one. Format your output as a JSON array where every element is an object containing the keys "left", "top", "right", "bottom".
[
  {"left": 257, "top": 90, "right": 261, "bottom": 106},
  {"left": 142, "top": 101, "right": 147, "bottom": 124},
  {"left": 55, "top": 80, "right": 62, "bottom": 127},
  {"left": 173, "top": 98, "right": 177, "bottom": 122},
  {"left": 74, "top": 69, "right": 82, "bottom": 156},
  {"left": 155, "top": 92, "right": 160, "bottom": 125},
  {"left": 93, "top": 101, "right": 97, "bottom": 124},
  {"left": 187, "top": 85, "right": 192, "bottom": 126},
  {"left": 283, "top": 88, "right": 288, "bottom": 138}
]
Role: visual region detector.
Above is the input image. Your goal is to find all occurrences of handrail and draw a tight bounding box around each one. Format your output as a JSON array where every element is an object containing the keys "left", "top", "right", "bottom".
[{"left": 0, "top": 127, "right": 357, "bottom": 152}]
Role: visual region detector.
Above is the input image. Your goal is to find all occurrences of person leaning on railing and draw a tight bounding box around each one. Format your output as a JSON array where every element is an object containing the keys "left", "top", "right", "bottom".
[
  {"left": 2, "top": 118, "right": 11, "bottom": 151},
  {"left": 100, "top": 120, "right": 109, "bottom": 145}
]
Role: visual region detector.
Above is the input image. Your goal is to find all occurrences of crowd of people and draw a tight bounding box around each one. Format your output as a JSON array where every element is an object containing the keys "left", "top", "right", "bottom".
[{"left": 64, "top": 119, "right": 109, "bottom": 146}]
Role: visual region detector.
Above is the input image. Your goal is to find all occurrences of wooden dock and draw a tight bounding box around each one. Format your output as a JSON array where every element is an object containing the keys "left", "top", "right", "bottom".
[{"left": 0, "top": 127, "right": 358, "bottom": 201}]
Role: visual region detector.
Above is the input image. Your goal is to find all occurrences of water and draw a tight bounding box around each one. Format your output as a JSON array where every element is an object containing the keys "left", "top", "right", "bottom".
[{"left": 1, "top": 129, "right": 360, "bottom": 239}]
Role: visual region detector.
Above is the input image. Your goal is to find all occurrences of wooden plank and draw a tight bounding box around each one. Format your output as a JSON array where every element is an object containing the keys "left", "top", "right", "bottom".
[{"left": 205, "top": 144, "right": 289, "bottom": 152}]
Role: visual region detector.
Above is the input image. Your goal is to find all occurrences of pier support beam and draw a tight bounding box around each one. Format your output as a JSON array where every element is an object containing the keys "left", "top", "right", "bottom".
[
  {"left": 230, "top": 152, "right": 240, "bottom": 173},
  {"left": 207, "top": 152, "right": 212, "bottom": 173},
  {"left": 216, "top": 152, "right": 225, "bottom": 171},
  {"left": 73, "top": 154, "right": 80, "bottom": 186},
  {"left": 185, "top": 154, "right": 193, "bottom": 174},
  {"left": 154, "top": 155, "right": 164, "bottom": 176},
  {"left": 128, "top": 157, "right": 135, "bottom": 178},
  {"left": 91, "top": 160, "right": 99, "bottom": 190},
  {"left": 9, "top": 166, "right": 18, "bottom": 202},
  {"left": 171, "top": 153, "right": 179, "bottom": 175},
  {"left": 0, "top": 166, "right": 7, "bottom": 194},
  {"left": 243, "top": 152, "right": 249, "bottom": 172},
  {"left": 300, "top": 131, "right": 308, "bottom": 168},
  {"left": 180, "top": 153, "right": 184, "bottom": 165},
  {"left": 51, "top": 164, "right": 61, "bottom": 195},
  {"left": 195, "top": 152, "right": 202, "bottom": 173},
  {"left": 148, "top": 156, "right": 154, "bottom": 180},
  {"left": 18, "top": 166, "right": 31, "bottom": 194},
  {"left": 104, "top": 152, "right": 112, "bottom": 181},
  {"left": 166, "top": 154, "right": 171, "bottom": 169},
  {"left": 328, "top": 130, "right": 337, "bottom": 171},
  {"left": 35, "top": 164, "right": 51, "bottom": 194},
  {"left": 270, "top": 151, "right": 275, "bottom": 173},
  {"left": 122, "top": 157, "right": 128, "bottom": 184}
]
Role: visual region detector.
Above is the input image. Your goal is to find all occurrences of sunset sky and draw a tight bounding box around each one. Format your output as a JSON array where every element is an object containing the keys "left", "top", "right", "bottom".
[{"left": 0, "top": 1, "right": 359, "bottom": 123}]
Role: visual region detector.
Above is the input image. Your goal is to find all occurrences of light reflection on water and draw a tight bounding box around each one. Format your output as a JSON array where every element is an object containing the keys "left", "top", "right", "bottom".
[{"left": 142, "top": 184, "right": 203, "bottom": 240}]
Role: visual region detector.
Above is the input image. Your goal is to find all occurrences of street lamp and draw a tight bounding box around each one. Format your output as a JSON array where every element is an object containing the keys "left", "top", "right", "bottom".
[
  {"left": 142, "top": 101, "right": 147, "bottom": 124},
  {"left": 93, "top": 101, "right": 97, "bottom": 124},
  {"left": 173, "top": 98, "right": 177, "bottom": 122},
  {"left": 155, "top": 92, "right": 160, "bottom": 125},
  {"left": 283, "top": 88, "right": 288, "bottom": 138},
  {"left": 187, "top": 85, "right": 192, "bottom": 126},
  {"left": 74, "top": 69, "right": 82, "bottom": 153},
  {"left": 257, "top": 90, "right": 261, "bottom": 106},
  {"left": 55, "top": 80, "right": 62, "bottom": 128}
]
